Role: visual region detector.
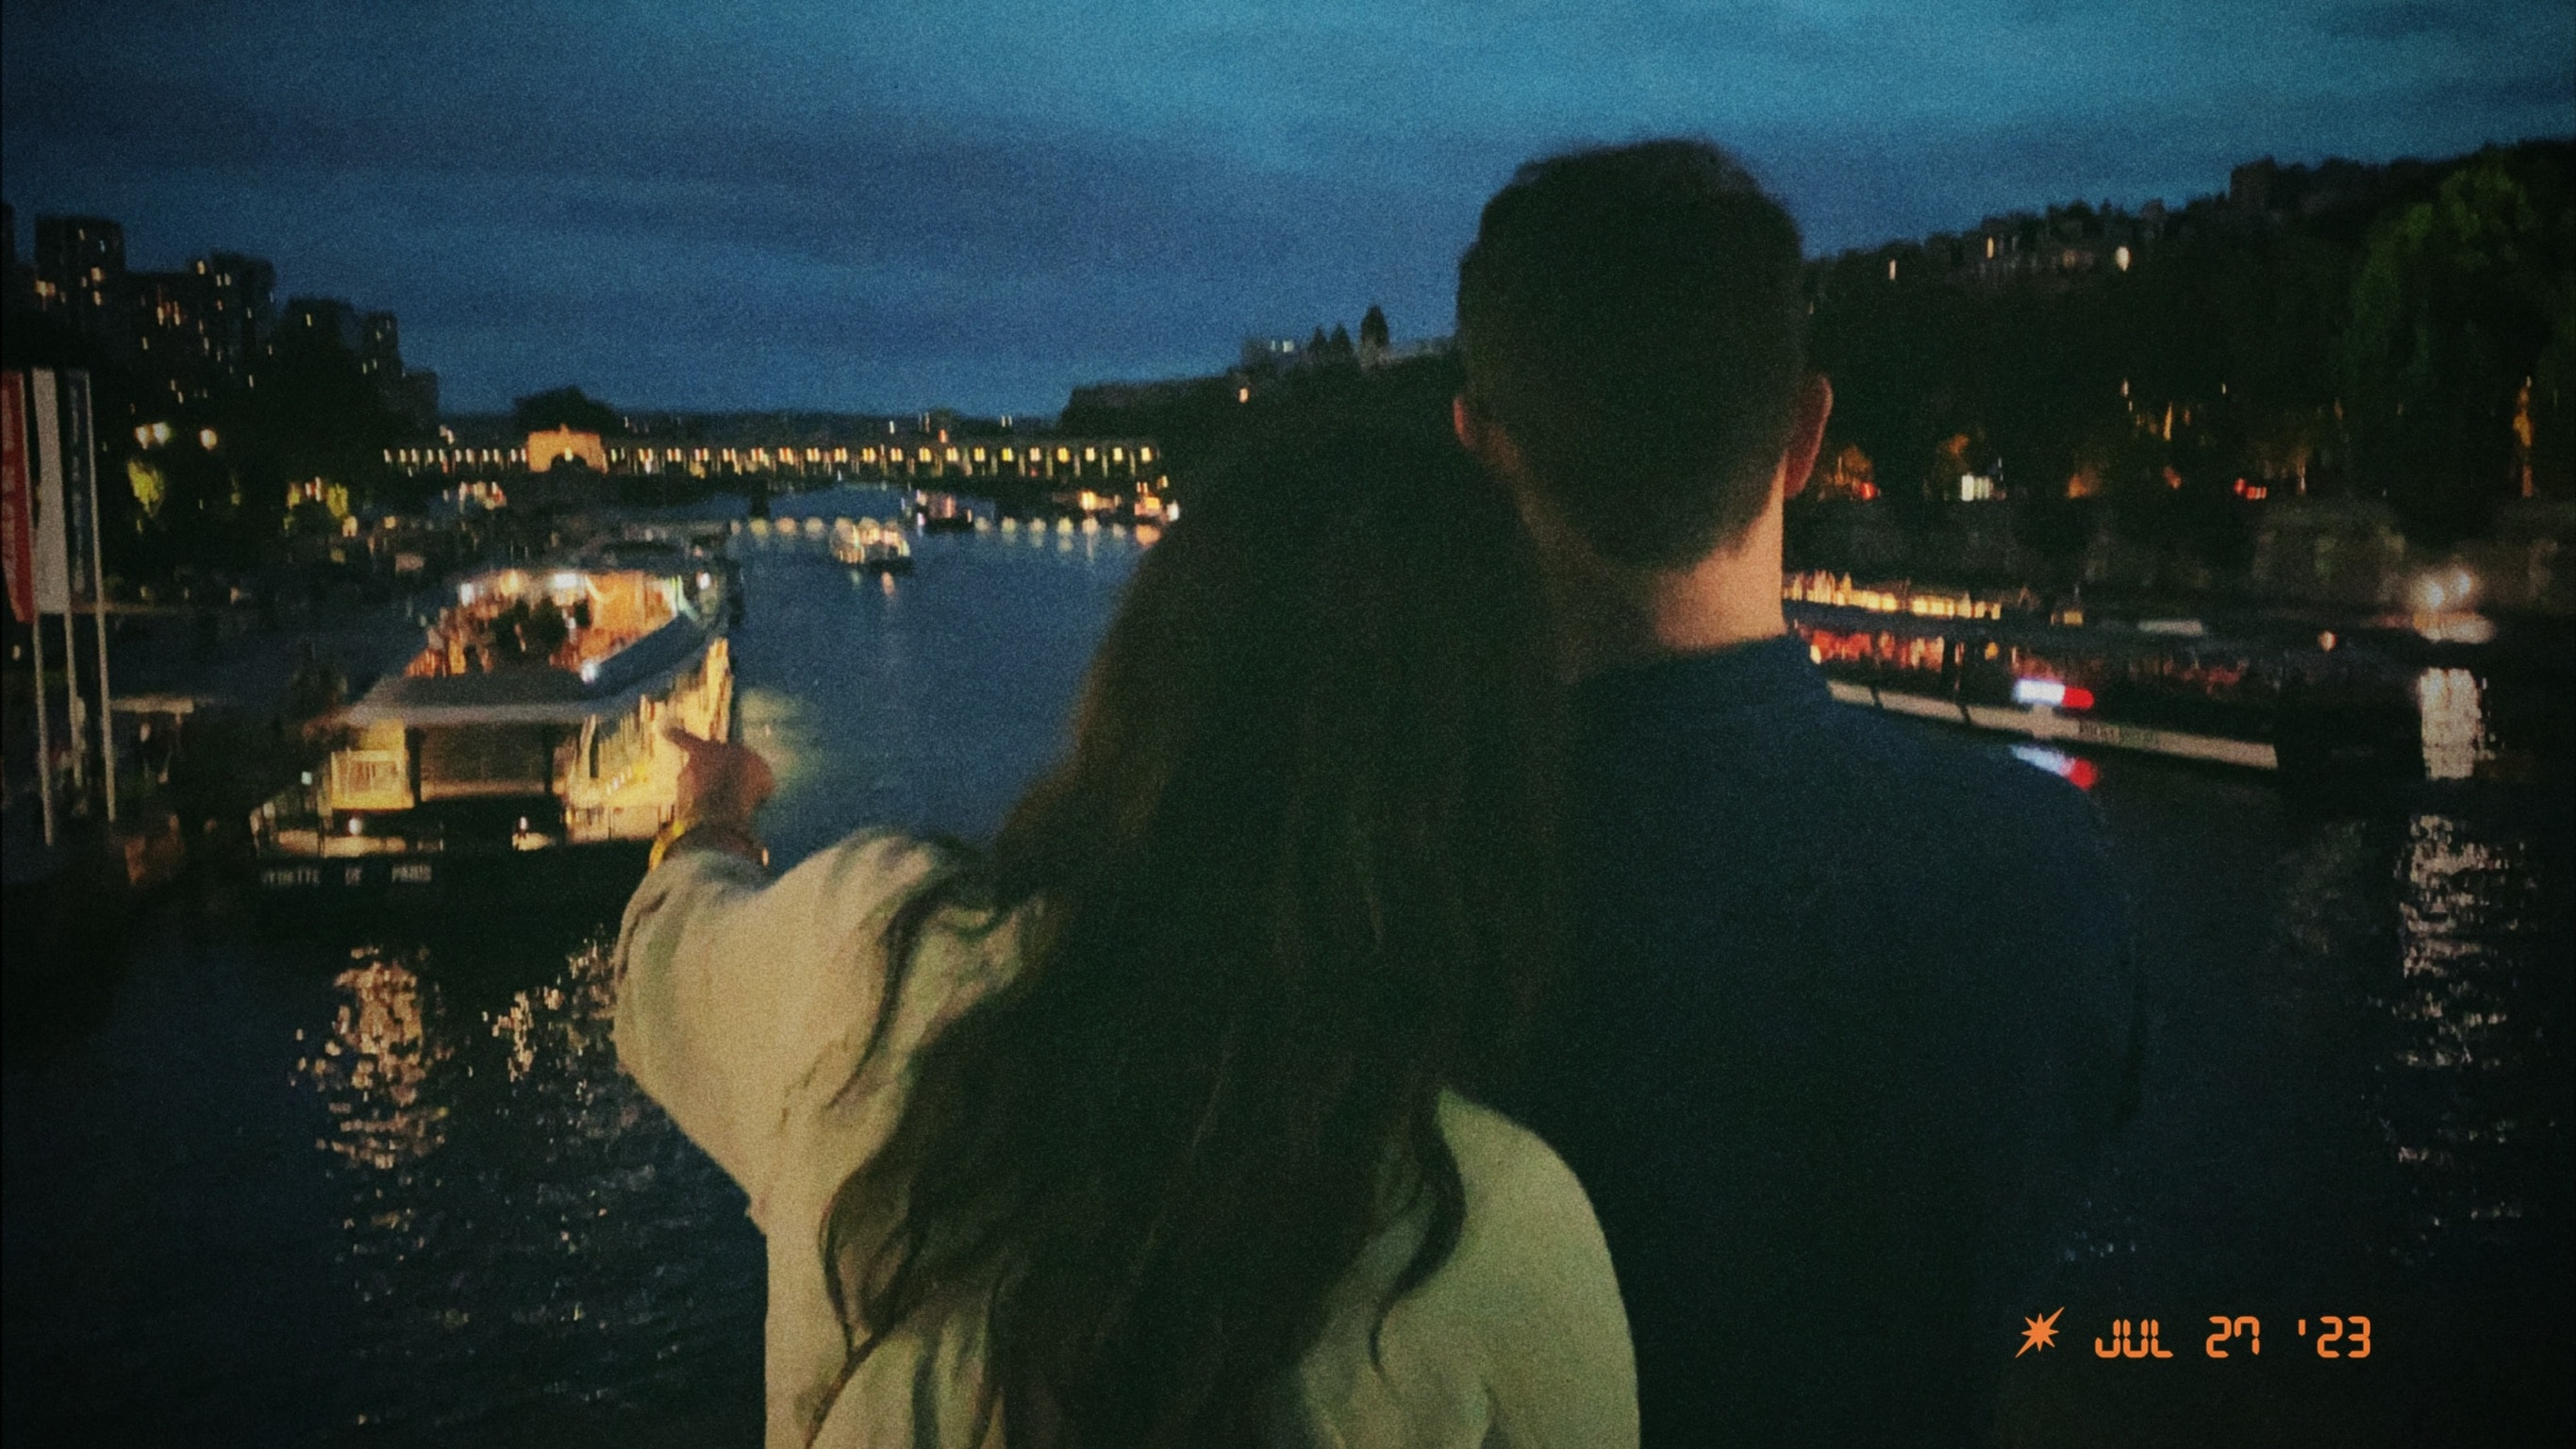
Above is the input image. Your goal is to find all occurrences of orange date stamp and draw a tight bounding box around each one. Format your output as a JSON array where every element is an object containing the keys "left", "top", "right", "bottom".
[{"left": 2017, "top": 1309, "right": 2374, "bottom": 1360}]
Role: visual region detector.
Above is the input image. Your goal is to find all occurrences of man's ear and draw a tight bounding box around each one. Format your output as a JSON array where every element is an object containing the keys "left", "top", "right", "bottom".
[
  {"left": 1779, "top": 374, "right": 1833, "bottom": 500},
  {"left": 1452, "top": 394, "right": 1482, "bottom": 454},
  {"left": 1454, "top": 395, "right": 1523, "bottom": 478}
]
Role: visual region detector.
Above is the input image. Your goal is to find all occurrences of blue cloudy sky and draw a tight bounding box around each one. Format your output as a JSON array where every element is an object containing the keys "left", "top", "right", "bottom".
[{"left": 5, "top": 0, "right": 2569, "bottom": 415}]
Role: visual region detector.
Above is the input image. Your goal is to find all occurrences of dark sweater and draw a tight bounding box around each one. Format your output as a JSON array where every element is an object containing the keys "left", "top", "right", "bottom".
[{"left": 1504, "top": 635, "right": 2139, "bottom": 1447}]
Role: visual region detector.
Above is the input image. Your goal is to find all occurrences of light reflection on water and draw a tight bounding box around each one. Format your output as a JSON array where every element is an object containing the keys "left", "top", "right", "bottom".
[
  {"left": 2383, "top": 811, "right": 2551, "bottom": 1257},
  {"left": 303, "top": 951, "right": 450, "bottom": 1172},
  {"left": 295, "top": 933, "right": 760, "bottom": 1439},
  {"left": 2415, "top": 667, "right": 2490, "bottom": 782}
]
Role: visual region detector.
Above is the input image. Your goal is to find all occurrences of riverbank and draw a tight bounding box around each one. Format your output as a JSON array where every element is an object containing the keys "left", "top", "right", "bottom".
[{"left": 1788, "top": 495, "right": 2576, "bottom": 619}]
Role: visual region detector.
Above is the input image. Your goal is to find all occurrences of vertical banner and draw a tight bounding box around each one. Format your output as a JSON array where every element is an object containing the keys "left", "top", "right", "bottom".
[
  {"left": 61, "top": 370, "right": 96, "bottom": 611},
  {"left": 0, "top": 372, "right": 31, "bottom": 625},
  {"left": 30, "top": 369, "right": 71, "bottom": 613},
  {"left": 8, "top": 368, "right": 58, "bottom": 844},
  {"left": 33, "top": 371, "right": 86, "bottom": 788}
]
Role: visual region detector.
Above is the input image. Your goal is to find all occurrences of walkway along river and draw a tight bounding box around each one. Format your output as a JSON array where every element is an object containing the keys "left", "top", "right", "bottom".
[{"left": 3, "top": 490, "right": 2567, "bottom": 1444}]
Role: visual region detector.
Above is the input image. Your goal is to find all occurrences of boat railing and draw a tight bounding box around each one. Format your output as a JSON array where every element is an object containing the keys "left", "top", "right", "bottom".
[
  {"left": 253, "top": 808, "right": 449, "bottom": 859},
  {"left": 566, "top": 802, "right": 674, "bottom": 845}
]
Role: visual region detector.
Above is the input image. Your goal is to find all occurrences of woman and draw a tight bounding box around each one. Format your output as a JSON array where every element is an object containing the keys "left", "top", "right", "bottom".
[{"left": 614, "top": 425, "right": 1635, "bottom": 1448}]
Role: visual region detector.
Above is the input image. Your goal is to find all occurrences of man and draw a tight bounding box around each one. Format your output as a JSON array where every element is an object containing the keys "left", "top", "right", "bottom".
[{"left": 1458, "top": 141, "right": 2138, "bottom": 1445}]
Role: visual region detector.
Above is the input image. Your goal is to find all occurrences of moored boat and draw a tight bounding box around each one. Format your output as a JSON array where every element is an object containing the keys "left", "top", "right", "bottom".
[
  {"left": 1789, "top": 600, "right": 2423, "bottom": 782},
  {"left": 251, "top": 563, "right": 734, "bottom": 904}
]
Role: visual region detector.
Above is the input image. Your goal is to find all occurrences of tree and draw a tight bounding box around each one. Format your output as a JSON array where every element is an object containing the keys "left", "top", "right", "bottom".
[
  {"left": 512, "top": 385, "right": 622, "bottom": 436},
  {"left": 1359, "top": 305, "right": 1390, "bottom": 358},
  {"left": 2336, "top": 145, "right": 2576, "bottom": 544}
]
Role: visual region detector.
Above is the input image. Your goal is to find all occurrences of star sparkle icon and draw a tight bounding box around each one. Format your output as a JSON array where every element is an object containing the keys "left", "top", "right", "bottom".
[{"left": 2017, "top": 1307, "right": 2065, "bottom": 1357}]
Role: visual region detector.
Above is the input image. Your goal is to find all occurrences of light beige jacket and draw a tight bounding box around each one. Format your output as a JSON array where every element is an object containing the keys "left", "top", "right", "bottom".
[{"left": 614, "top": 831, "right": 1637, "bottom": 1449}]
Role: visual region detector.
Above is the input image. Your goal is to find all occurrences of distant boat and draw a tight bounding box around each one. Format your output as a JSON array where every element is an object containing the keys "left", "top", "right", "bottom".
[
  {"left": 830, "top": 517, "right": 915, "bottom": 574},
  {"left": 913, "top": 491, "right": 976, "bottom": 533},
  {"left": 252, "top": 563, "right": 734, "bottom": 901}
]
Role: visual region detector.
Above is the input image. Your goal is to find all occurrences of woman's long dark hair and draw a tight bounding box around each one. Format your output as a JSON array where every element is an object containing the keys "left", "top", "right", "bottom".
[{"left": 817, "top": 421, "right": 1567, "bottom": 1446}]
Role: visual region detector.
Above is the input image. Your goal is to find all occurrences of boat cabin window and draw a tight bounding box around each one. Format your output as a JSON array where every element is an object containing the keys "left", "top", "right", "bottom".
[{"left": 420, "top": 725, "right": 553, "bottom": 799}]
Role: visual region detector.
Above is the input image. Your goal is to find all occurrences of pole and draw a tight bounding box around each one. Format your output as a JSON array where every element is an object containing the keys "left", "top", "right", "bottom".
[
  {"left": 67, "top": 373, "right": 114, "bottom": 823},
  {"left": 61, "top": 601, "right": 83, "bottom": 795},
  {"left": 30, "top": 598, "right": 54, "bottom": 846}
]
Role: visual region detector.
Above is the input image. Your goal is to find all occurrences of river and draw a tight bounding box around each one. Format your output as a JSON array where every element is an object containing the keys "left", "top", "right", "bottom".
[{"left": 4, "top": 490, "right": 2567, "bottom": 1444}]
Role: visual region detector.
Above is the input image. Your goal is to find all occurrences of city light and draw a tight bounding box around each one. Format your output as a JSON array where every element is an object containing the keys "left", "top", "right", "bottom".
[
  {"left": 2412, "top": 566, "right": 2476, "bottom": 613},
  {"left": 2013, "top": 678, "right": 2094, "bottom": 710}
]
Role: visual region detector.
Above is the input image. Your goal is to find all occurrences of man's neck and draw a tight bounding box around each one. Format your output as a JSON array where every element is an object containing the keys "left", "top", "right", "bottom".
[
  {"left": 1461, "top": 386, "right": 1824, "bottom": 679},
  {"left": 1540, "top": 495, "right": 1787, "bottom": 677}
]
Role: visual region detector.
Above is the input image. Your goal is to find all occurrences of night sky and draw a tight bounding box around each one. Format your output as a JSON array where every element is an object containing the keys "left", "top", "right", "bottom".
[{"left": 5, "top": 1, "right": 2569, "bottom": 417}]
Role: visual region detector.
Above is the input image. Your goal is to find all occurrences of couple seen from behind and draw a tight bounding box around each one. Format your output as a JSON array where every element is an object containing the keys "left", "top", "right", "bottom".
[{"left": 614, "top": 139, "right": 2138, "bottom": 1449}]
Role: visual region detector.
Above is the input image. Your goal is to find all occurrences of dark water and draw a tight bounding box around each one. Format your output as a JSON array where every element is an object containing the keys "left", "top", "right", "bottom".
[
  {"left": 5, "top": 495, "right": 2568, "bottom": 1445},
  {"left": 1999, "top": 765, "right": 2572, "bottom": 1445}
]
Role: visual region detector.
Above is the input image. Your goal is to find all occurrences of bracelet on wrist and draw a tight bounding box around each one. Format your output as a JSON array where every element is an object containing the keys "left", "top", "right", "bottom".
[{"left": 650, "top": 817, "right": 769, "bottom": 871}]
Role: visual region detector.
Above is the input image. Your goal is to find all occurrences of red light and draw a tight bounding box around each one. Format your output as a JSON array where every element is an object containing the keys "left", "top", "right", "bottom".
[
  {"left": 2066, "top": 758, "right": 2100, "bottom": 790},
  {"left": 2061, "top": 686, "right": 2095, "bottom": 711}
]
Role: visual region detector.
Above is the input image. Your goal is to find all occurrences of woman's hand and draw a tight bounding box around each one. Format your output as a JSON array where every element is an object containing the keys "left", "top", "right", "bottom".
[{"left": 665, "top": 727, "right": 775, "bottom": 833}]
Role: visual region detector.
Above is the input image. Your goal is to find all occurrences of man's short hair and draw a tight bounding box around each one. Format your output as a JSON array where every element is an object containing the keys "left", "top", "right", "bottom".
[{"left": 1457, "top": 139, "right": 1806, "bottom": 568}]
